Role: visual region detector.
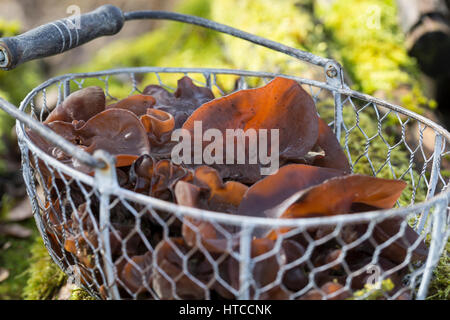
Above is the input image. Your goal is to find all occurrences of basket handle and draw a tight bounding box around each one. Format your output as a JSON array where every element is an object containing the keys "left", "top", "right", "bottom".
[{"left": 0, "top": 5, "right": 124, "bottom": 70}]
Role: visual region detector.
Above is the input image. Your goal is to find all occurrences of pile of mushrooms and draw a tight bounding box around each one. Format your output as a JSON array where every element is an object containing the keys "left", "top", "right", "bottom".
[{"left": 28, "top": 77, "right": 428, "bottom": 300}]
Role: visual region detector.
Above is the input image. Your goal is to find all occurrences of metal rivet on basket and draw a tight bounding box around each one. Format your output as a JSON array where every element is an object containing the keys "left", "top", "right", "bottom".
[{"left": 326, "top": 65, "right": 338, "bottom": 78}]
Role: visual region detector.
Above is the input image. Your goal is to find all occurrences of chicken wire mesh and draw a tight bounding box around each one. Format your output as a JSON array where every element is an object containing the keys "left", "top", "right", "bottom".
[{"left": 10, "top": 67, "right": 449, "bottom": 300}]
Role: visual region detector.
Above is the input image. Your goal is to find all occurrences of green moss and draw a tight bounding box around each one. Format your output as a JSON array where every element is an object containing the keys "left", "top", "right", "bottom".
[
  {"left": 350, "top": 279, "right": 396, "bottom": 300},
  {"left": 20, "top": 233, "right": 94, "bottom": 300},
  {"left": 211, "top": 0, "right": 318, "bottom": 77},
  {"left": 315, "top": 0, "right": 434, "bottom": 114},
  {"left": 427, "top": 239, "right": 450, "bottom": 300},
  {"left": 0, "top": 220, "right": 38, "bottom": 299},
  {"left": 0, "top": 195, "right": 15, "bottom": 221},
  {"left": 22, "top": 236, "right": 67, "bottom": 300},
  {"left": 69, "top": 288, "right": 96, "bottom": 300}
]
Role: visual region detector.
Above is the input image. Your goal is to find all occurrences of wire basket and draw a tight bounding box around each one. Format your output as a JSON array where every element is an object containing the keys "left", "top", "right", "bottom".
[{"left": 0, "top": 6, "right": 449, "bottom": 300}]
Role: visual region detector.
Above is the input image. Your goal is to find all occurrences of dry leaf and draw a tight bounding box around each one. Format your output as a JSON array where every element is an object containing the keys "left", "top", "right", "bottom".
[
  {"left": 6, "top": 198, "right": 33, "bottom": 222},
  {"left": 0, "top": 268, "right": 10, "bottom": 283},
  {"left": 0, "top": 223, "right": 32, "bottom": 238}
]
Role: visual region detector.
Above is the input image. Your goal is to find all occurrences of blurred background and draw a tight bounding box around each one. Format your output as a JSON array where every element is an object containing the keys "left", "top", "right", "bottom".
[{"left": 0, "top": 0, "right": 448, "bottom": 300}]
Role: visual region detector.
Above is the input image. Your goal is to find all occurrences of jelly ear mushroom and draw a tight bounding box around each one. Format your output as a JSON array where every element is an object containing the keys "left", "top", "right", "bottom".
[
  {"left": 175, "top": 167, "right": 247, "bottom": 253},
  {"left": 44, "top": 86, "right": 106, "bottom": 124},
  {"left": 28, "top": 121, "right": 78, "bottom": 157},
  {"left": 140, "top": 108, "right": 175, "bottom": 138},
  {"left": 143, "top": 76, "right": 214, "bottom": 108},
  {"left": 278, "top": 175, "right": 407, "bottom": 219},
  {"left": 174, "top": 76, "right": 215, "bottom": 104},
  {"left": 27, "top": 121, "right": 92, "bottom": 176},
  {"left": 174, "top": 180, "right": 201, "bottom": 208},
  {"left": 129, "top": 155, "right": 155, "bottom": 182},
  {"left": 265, "top": 175, "right": 406, "bottom": 240},
  {"left": 237, "top": 164, "right": 345, "bottom": 218},
  {"left": 281, "top": 240, "right": 308, "bottom": 292},
  {"left": 152, "top": 238, "right": 213, "bottom": 300},
  {"left": 177, "top": 203, "right": 237, "bottom": 255},
  {"left": 129, "top": 155, "right": 157, "bottom": 194},
  {"left": 226, "top": 238, "right": 292, "bottom": 299},
  {"left": 119, "top": 251, "right": 153, "bottom": 294},
  {"left": 143, "top": 76, "right": 215, "bottom": 129},
  {"left": 129, "top": 155, "right": 193, "bottom": 200},
  {"left": 193, "top": 166, "right": 248, "bottom": 209},
  {"left": 142, "top": 84, "right": 173, "bottom": 102},
  {"left": 174, "top": 165, "right": 248, "bottom": 213},
  {"left": 183, "top": 77, "right": 319, "bottom": 160},
  {"left": 106, "top": 94, "right": 156, "bottom": 117},
  {"left": 175, "top": 180, "right": 226, "bottom": 253},
  {"left": 250, "top": 238, "right": 280, "bottom": 287},
  {"left": 372, "top": 216, "right": 428, "bottom": 263},
  {"left": 31, "top": 108, "right": 151, "bottom": 171},
  {"left": 76, "top": 108, "right": 150, "bottom": 167},
  {"left": 320, "top": 282, "right": 351, "bottom": 300},
  {"left": 150, "top": 160, "right": 193, "bottom": 200},
  {"left": 313, "top": 117, "right": 351, "bottom": 173}
]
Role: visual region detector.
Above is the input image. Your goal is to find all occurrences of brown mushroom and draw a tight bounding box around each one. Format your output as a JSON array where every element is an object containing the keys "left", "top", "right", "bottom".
[
  {"left": 279, "top": 175, "right": 407, "bottom": 219},
  {"left": 281, "top": 240, "right": 308, "bottom": 292},
  {"left": 106, "top": 94, "right": 156, "bottom": 117},
  {"left": 312, "top": 118, "right": 351, "bottom": 173},
  {"left": 237, "top": 164, "right": 345, "bottom": 218},
  {"left": 76, "top": 108, "right": 150, "bottom": 167},
  {"left": 151, "top": 159, "right": 193, "bottom": 201},
  {"left": 140, "top": 109, "right": 176, "bottom": 157},
  {"left": 175, "top": 166, "right": 247, "bottom": 253},
  {"left": 140, "top": 108, "right": 175, "bottom": 139},
  {"left": 143, "top": 76, "right": 215, "bottom": 129},
  {"left": 29, "top": 108, "right": 151, "bottom": 174},
  {"left": 320, "top": 282, "right": 351, "bottom": 300},
  {"left": 129, "top": 155, "right": 193, "bottom": 201},
  {"left": 264, "top": 175, "right": 406, "bottom": 240},
  {"left": 372, "top": 216, "right": 428, "bottom": 263},
  {"left": 225, "top": 238, "right": 301, "bottom": 299},
  {"left": 119, "top": 251, "right": 153, "bottom": 295},
  {"left": 181, "top": 77, "right": 320, "bottom": 183},
  {"left": 192, "top": 166, "right": 249, "bottom": 211},
  {"left": 152, "top": 238, "right": 214, "bottom": 300},
  {"left": 44, "top": 86, "right": 106, "bottom": 124}
]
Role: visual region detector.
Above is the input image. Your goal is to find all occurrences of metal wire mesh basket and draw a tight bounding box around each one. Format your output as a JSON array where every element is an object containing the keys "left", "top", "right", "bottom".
[{"left": 0, "top": 6, "right": 449, "bottom": 300}]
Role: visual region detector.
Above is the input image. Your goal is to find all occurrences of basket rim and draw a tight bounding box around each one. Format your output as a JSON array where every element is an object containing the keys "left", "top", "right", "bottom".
[
  {"left": 17, "top": 66, "right": 450, "bottom": 229},
  {"left": 18, "top": 66, "right": 450, "bottom": 142}
]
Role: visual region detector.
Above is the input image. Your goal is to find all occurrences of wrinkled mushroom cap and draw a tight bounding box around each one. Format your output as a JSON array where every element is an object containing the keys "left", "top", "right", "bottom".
[
  {"left": 44, "top": 86, "right": 106, "bottom": 124},
  {"left": 106, "top": 94, "right": 156, "bottom": 117},
  {"left": 76, "top": 108, "right": 151, "bottom": 167}
]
